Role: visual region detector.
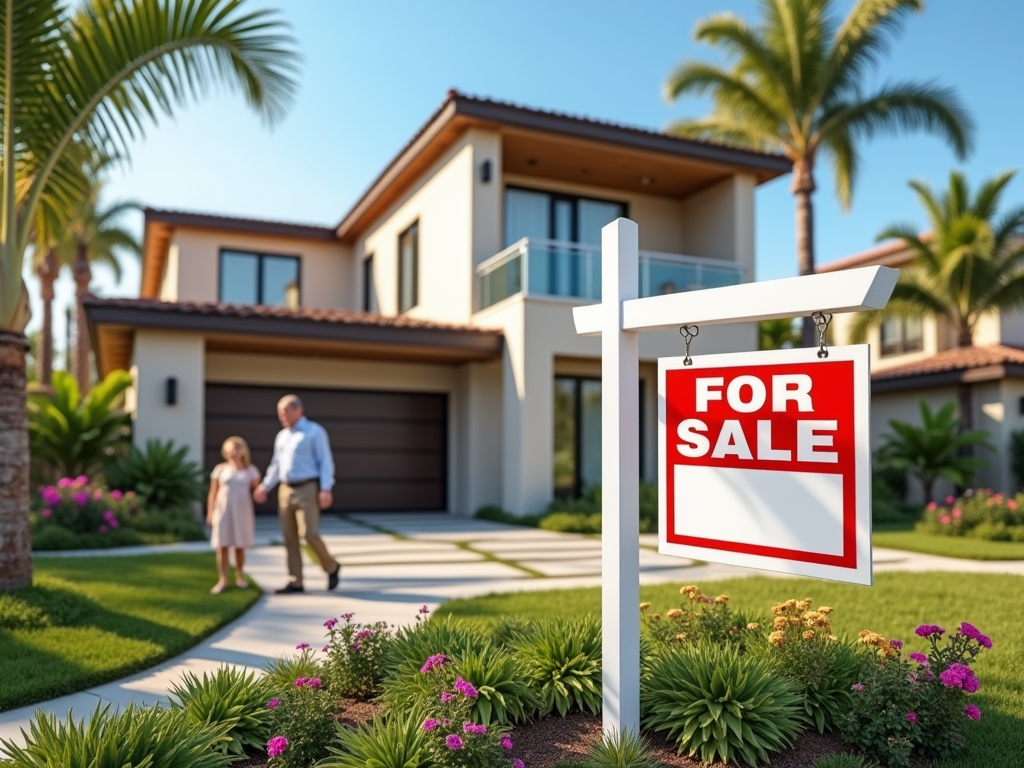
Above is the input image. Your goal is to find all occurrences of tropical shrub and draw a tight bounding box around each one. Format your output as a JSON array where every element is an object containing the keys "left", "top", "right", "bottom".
[
  {"left": 29, "top": 476, "right": 204, "bottom": 550},
  {"left": 917, "top": 488, "right": 1024, "bottom": 540},
  {"left": 384, "top": 615, "right": 490, "bottom": 681},
  {"left": 640, "top": 585, "right": 759, "bottom": 650},
  {"left": 322, "top": 613, "right": 394, "bottom": 699},
  {"left": 837, "top": 622, "right": 990, "bottom": 767},
  {"left": 872, "top": 465, "right": 914, "bottom": 523},
  {"left": 263, "top": 648, "right": 322, "bottom": 694},
  {"left": 319, "top": 709, "right": 428, "bottom": 768},
  {"left": 539, "top": 511, "right": 602, "bottom": 534},
  {"left": 0, "top": 703, "right": 231, "bottom": 768},
  {"left": 104, "top": 438, "right": 205, "bottom": 510},
  {"left": 27, "top": 370, "right": 132, "bottom": 482},
  {"left": 542, "top": 482, "right": 658, "bottom": 533},
  {"left": 583, "top": 730, "right": 660, "bottom": 768},
  {"left": 168, "top": 666, "right": 273, "bottom": 756},
  {"left": 266, "top": 674, "right": 337, "bottom": 767},
  {"left": 512, "top": 616, "right": 602, "bottom": 717},
  {"left": 642, "top": 642, "right": 806, "bottom": 766},
  {"left": 755, "top": 597, "right": 860, "bottom": 732}
]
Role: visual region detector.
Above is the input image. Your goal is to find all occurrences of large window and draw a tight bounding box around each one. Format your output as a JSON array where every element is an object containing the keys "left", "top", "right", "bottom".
[
  {"left": 398, "top": 221, "right": 419, "bottom": 313},
  {"left": 554, "top": 376, "right": 644, "bottom": 499},
  {"left": 363, "top": 254, "right": 378, "bottom": 312},
  {"left": 880, "top": 316, "right": 924, "bottom": 356},
  {"left": 219, "top": 250, "right": 300, "bottom": 307},
  {"left": 505, "top": 188, "right": 626, "bottom": 248}
]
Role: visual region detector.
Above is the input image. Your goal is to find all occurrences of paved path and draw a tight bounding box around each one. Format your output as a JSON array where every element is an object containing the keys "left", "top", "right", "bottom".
[{"left": 2, "top": 514, "right": 1022, "bottom": 749}]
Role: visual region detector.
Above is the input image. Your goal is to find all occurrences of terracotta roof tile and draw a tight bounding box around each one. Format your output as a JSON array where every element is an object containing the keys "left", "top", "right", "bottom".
[
  {"left": 82, "top": 294, "right": 499, "bottom": 336},
  {"left": 872, "top": 344, "right": 1024, "bottom": 381},
  {"left": 817, "top": 234, "right": 934, "bottom": 274}
]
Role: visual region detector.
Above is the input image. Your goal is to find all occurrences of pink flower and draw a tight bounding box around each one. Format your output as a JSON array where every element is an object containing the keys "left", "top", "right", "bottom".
[
  {"left": 422, "top": 718, "right": 438, "bottom": 731},
  {"left": 306, "top": 677, "right": 322, "bottom": 689},
  {"left": 97, "top": 525, "right": 108, "bottom": 534},
  {"left": 110, "top": 490, "right": 122, "bottom": 500},
  {"left": 909, "top": 653, "right": 929, "bottom": 665},
  {"left": 294, "top": 677, "right": 308, "bottom": 687},
  {"left": 905, "top": 712, "right": 917, "bottom": 723},
  {"left": 419, "top": 605, "right": 430, "bottom": 614},
  {"left": 939, "top": 515, "right": 951, "bottom": 525},
  {"left": 267, "top": 736, "right": 289, "bottom": 757},
  {"left": 267, "top": 698, "right": 279, "bottom": 709},
  {"left": 74, "top": 475, "right": 88, "bottom": 487},
  {"left": 945, "top": 495, "right": 955, "bottom": 504},
  {"left": 93, "top": 490, "right": 104, "bottom": 500},
  {"left": 72, "top": 492, "right": 89, "bottom": 507},
  {"left": 355, "top": 629, "right": 374, "bottom": 640},
  {"left": 915, "top": 625, "right": 944, "bottom": 638},
  {"left": 939, "top": 663, "right": 979, "bottom": 692},
  {"left": 454, "top": 677, "right": 478, "bottom": 699},
  {"left": 57, "top": 477, "right": 74, "bottom": 488},
  {"left": 889, "top": 639, "right": 904, "bottom": 649},
  {"left": 40, "top": 487, "right": 61, "bottom": 506},
  {"left": 421, "top": 653, "right": 448, "bottom": 674},
  {"left": 978, "top": 634, "right": 992, "bottom": 648},
  {"left": 296, "top": 643, "right": 310, "bottom": 650},
  {"left": 40, "top": 508, "right": 52, "bottom": 518},
  {"left": 446, "top": 734, "right": 463, "bottom": 750},
  {"left": 959, "top": 622, "right": 981, "bottom": 640},
  {"left": 501, "top": 735, "right": 514, "bottom": 750},
  {"left": 109, "top": 519, "right": 119, "bottom": 529},
  {"left": 513, "top": 760, "right": 525, "bottom": 768},
  {"left": 952, "top": 508, "right": 962, "bottom": 519},
  {"left": 352, "top": 642, "right": 363, "bottom": 652},
  {"left": 851, "top": 683, "right": 864, "bottom": 692},
  {"left": 964, "top": 704, "right": 981, "bottom": 721},
  {"left": 926, "top": 501, "right": 937, "bottom": 511},
  {"left": 340, "top": 612, "right": 355, "bottom": 621},
  {"left": 440, "top": 691, "right": 455, "bottom": 703},
  {"left": 1008, "top": 499, "right": 1018, "bottom": 511},
  {"left": 322, "top": 645, "right": 329, "bottom": 653},
  {"left": 463, "top": 722, "right": 486, "bottom": 735},
  {"left": 324, "top": 618, "right": 338, "bottom": 629}
]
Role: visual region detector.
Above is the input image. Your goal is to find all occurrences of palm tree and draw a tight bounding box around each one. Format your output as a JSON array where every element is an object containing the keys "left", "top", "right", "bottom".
[
  {"left": 663, "top": 0, "right": 974, "bottom": 347},
  {"left": 758, "top": 318, "right": 801, "bottom": 350},
  {"left": 56, "top": 179, "right": 142, "bottom": 394},
  {"left": 0, "top": 0, "right": 299, "bottom": 591}
]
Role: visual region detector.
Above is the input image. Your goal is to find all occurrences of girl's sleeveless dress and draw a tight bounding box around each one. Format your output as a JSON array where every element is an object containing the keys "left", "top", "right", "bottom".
[{"left": 210, "top": 463, "right": 259, "bottom": 548}]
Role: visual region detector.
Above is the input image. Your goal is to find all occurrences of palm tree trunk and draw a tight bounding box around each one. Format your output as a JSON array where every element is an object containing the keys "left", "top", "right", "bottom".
[
  {"left": 73, "top": 239, "right": 92, "bottom": 394},
  {"left": 0, "top": 330, "right": 32, "bottom": 590},
  {"left": 793, "top": 158, "right": 818, "bottom": 348},
  {"left": 36, "top": 250, "right": 58, "bottom": 387}
]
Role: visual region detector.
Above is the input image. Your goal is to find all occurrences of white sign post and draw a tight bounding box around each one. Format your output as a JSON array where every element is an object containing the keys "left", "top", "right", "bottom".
[{"left": 575, "top": 218, "right": 897, "bottom": 735}]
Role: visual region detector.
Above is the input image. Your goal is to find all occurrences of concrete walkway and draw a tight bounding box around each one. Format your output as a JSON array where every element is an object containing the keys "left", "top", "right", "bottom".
[{"left": 2, "top": 514, "right": 1022, "bottom": 748}]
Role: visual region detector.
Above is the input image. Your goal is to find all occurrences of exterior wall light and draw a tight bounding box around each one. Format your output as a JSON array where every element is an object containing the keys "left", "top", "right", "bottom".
[
  {"left": 481, "top": 159, "right": 492, "bottom": 183},
  {"left": 166, "top": 376, "right": 178, "bottom": 406}
]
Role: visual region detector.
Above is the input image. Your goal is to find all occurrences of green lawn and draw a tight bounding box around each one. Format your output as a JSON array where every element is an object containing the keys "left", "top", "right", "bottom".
[
  {"left": 0, "top": 553, "right": 259, "bottom": 712},
  {"left": 436, "top": 572, "right": 1024, "bottom": 768},
  {"left": 872, "top": 522, "right": 1024, "bottom": 560}
]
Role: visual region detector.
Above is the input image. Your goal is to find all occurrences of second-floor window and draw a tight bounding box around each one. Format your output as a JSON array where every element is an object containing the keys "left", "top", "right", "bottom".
[
  {"left": 504, "top": 187, "right": 626, "bottom": 248},
  {"left": 398, "top": 221, "right": 419, "bottom": 313},
  {"left": 363, "top": 254, "right": 378, "bottom": 312},
  {"left": 219, "top": 250, "right": 300, "bottom": 307},
  {"left": 880, "top": 316, "right": 924, "bottom": 356}
]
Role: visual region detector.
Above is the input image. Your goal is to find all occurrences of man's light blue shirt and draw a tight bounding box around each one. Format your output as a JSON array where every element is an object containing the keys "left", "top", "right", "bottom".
[{"left": 263, "top": 416, "right": 335, "bottom": 491}]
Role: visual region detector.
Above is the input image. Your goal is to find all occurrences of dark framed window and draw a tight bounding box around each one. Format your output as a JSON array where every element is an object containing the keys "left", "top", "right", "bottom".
[
  {"left": 554, "top": 376, "right": 644, "bottom": 499},
  {"left": 504, "top": 186, "right": 627, "bottom": 248},
  {"left": 219, "top": 250, "right": 300, "bottom": 307},
  {"left": 398, "top": 221, "right": 419, "bottom": 313},
  {"left": 363, "top": 254, "right": 377, "bottom": 312},
  {"left": 880, "top": 316, "right": 924, "bottom": 356}
]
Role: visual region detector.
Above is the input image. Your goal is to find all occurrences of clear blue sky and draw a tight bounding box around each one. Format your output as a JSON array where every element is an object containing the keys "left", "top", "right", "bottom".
[{"left": 28, "top": 0, "right": 1024, "bottom": 354}]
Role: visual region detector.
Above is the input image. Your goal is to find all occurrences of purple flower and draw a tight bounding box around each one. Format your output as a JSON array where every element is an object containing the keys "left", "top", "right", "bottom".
[
  {"left": 446, "top": 734, "right": 463, "bottom": 750},
  {"left": 341, "top": 612, "right": 355, "bottom": 621},
  {"left": 74, "top": 475, "right": 88, "bottom": 487},
  {"left": 322, "top": 645, "right": 329, "bottom": 653},
  {"left": 905, "top": 712, "right": 917, "bottom": 723},
  {"left": 964, "top": 704, "right": 981, "bottom": 721},
  {"left": 421, "top": 653, "right": 448, "bottom": 674},
  {"left": 851, "top": 683, "right": 864, "bottom": 692},
  {"left": 513, "top": 760, "right": 525, "bottom": 768},
  {"left": 267, "top": 698, "right": 279, "bottom": 709},
  {"left": 294, "top": 677, "right": 308, "bottom": 687},
  {"left": 454, "top": 677, "right": 478, "bottom": 699},
  {"left": 40, "top": 487, "right": 61, "bottom": 506},
  {"left": 308, "top": 678, "right": 323, "bottom": 689},
  {"left": 419, "top": 605, "right": 430, "bottom": 614},
  {"left": 939, "top": 663, "right": 979, "bottom": 692},
  {"left": 93, "top": 490, "right": 104, "bottom": 500},
  {"left": 889, "top": 639, "right": 903, "bottom": 649},
  {"left": 72, "top": 492, "right": 89, "bottom": 507},
  {"left": 267, "top": 736, "right": 289, "bottom": 757},
  {"left": 110, "top": 490, "right": 122, "bottom": 500},
  {"left": 324, "top": 618, "right": 338, "bottom": 629},
  {"left": 462, "top": 722, "right": 486, "bottom": 735},
  {"left": 978, "top": 634, "right": 993, "bottom": 649},
  {"left": 109, "top": 519, "right": 120, "bottom": 529},
  {"left": 959, "top": 622, "right": 981, "bottom": 640},
  {"left": 962, "top": 674, "right": 980, "bottom": 693},
  {"left": 422, "top": 718, "right": 438, "bottom": 732},
  {"left": 57, "top": 478, "right": 73, "bottom": 488},
  {"left": 296, "top": 643, "right": 310, "bottom": 650},
  {"left": 97, "top": 525, "right": 108, "bottom": 534},
  {"left": 909, "top": 653, "right": 928, "bottom": 665},
  {"left": 40, "top": 508, "right": 52, "bottom": 518},
  {"left": 501, "top": 735, "right": 514, "bottom": 750},
  {"left": 440, "top": 691, "right": 455, "bottom": 704},
  {"left": 352, "top": 642, "right": 363, "bottom": 652},
  {"left": 354, "top": 629, "right": 374, "bottom": 640},
  {"left": 915, "top": 624, "right": 944, "bottom": 638}
]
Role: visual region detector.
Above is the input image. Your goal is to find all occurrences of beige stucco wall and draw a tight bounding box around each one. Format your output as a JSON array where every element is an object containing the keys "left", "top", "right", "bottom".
[
  {"left": 161, "top": 228, "right": 353, "bottom": 309},
  {"left": 130, "top": 330, "right": 205, "bottom": 465},
  {"left": 679, "top": 174, "right": 756, "bottom": 277}
]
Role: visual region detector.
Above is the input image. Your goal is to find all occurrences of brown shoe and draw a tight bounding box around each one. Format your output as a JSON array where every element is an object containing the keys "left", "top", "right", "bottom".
[
  {"left": 275, "top": 583, "right": 305, "bottom": 594},
  {"left": 328, "top": 565, "right": 341, "bottom": 591}
]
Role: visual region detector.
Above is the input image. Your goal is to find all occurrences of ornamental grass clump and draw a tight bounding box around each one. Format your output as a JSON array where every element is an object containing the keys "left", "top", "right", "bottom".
[
  {"left": 266, "top": 675, "right": 337, "bottom": 767},
  {"left": 837, "top": 621, "right": 991, "bottom": 767},
  {"left": 319, "top": 709, "right": 429, "bottom": 768},
  {"left": 321, "top": 613, "right": 394, "bottom": 699},
  {"left": 642, "top": 642, "right": 806, "bottom": 766},
  {"left": 512, "top": 616, "right": 602, "bottom": 717},
  {"left": 755, "top": 597, "right": 860, "bottom": 733},
  {"left": 582, "top": 729, "right": 660, "bottom": 768},
  {"left": 918, "top": 488, "right": 1024, "bottom": 541},
  {"left": 168, "top": 666, "right": 273, "bottom": 756},
  {"left": 263, "top": 648, "right": 322, "bottom": 693},
  {"left": 640, "top": 585, "right": 759, "bottom": 651}
]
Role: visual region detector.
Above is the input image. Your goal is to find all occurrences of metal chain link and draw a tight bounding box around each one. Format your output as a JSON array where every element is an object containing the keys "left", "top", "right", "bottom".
[
  {"left": 811, "top": 312, "right": 833, "bottom": 359},
  {"left": 679, "top": 325, "right": 699, "bottom": 366}
]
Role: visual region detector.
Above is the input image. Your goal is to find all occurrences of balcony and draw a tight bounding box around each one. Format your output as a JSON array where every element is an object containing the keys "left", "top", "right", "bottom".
[{"left": 477, "top": 238, "right": 748, "bottom": 310}]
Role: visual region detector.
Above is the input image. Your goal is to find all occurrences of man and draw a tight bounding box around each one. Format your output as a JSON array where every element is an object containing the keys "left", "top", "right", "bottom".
[{"left": 254, "top": 395, "right": 341, "bottom": 593}]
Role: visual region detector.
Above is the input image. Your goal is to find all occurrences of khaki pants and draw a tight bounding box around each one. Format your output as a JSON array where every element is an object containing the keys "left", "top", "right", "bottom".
[{"left": 278, "top": 481, "right": 338, "bottom": 587}]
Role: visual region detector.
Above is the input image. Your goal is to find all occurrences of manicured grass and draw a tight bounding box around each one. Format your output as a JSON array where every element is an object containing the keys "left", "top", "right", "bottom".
[
  {"left": 873, "top": 527, "right": 1024, "bottom": 560},
  {"left": 436, "top": 572, "right": 1024, "bottom": 768},
  {"left": 0, "top": 553, "right": 259, "bottom": 712}
]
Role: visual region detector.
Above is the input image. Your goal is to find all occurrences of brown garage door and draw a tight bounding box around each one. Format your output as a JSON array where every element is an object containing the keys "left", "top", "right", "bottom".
[{"left": 205, "top": 384, "right": 447, "bottom": 512}]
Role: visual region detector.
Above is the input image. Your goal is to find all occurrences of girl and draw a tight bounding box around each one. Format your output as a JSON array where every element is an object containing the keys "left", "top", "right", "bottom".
[{"left": 207, "top": 436, "right": 260, "bottom": 593}]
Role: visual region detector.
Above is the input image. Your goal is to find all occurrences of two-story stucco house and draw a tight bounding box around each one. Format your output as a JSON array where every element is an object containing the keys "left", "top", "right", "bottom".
[
  {"left": 824, "top": 239, "right": 1024, "bottom": 499},
  {"left": 85, "top": 91, "right": 791, "bottom": 516}
]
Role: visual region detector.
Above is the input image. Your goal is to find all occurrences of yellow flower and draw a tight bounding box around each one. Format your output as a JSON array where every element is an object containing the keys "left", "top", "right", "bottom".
[
  {"left": 768, "top": 630, "right": 786, "bottom": 647},
  {"left": 651, "top": 613, "right": 661, "bottom": 621},
  {"left": 679, "top": 585, "right": 701, "bottom": 599},
  {"left": 746, "top": 623, "right": 760, "bottom": 631},
  {"left": 796, "top": 599, "right": 811, "bottom": 612},
  {"left": 773, "top": 616, "right": 788, "bottom": 631},
  {"left": 639, "top": 602, "right": 651, "bottom": 611},
  {"left": 771, "top": 603, "right": 784, "bottom": 616},
  {"left": 666, "top": 608, "right": 683, "bottom": 619},
  {"left": 828, "top": 635, "right": 838, "bottom": 642},
  {"left": 675, "top": 633, "right": 688, "bottom": 641},
  {"left": 818, "top": 606, "right": 834, "bottom": 615},
  {"left": 714, "top": 594, "right": 729, "bottom": 603},
  {"left": 802, "top": 630, "right": 816, "bottom": 641}
]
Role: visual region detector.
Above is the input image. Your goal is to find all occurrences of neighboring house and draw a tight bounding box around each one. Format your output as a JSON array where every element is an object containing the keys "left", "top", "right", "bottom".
[
  {"left": 85, "top": 91, "right": 790, "bottom": 516},
  {"left": 823, "top": 240, "right": 1024, "bottom": 499}
]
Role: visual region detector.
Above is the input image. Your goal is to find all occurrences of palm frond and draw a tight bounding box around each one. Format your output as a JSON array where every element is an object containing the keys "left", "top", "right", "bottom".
[
  {"left": 819, "top": 124, "right": 858, "bottom": 209},
  {"left": 971, "top": 170, "right": 1016, "bottom": 221}
]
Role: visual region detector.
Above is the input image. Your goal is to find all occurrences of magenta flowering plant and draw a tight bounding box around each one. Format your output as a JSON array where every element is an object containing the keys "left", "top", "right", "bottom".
[
  {"left": 29, "top": 479, "right": 138, "bottom": 538},
  {"left": 917, "top": 487, "right": 1024, "bottom": 541},
  {"left": 266, "top": 674, "right": 336, "bottom": 767},
  {"left": 322, "top": 613, "right": 394, "bottom": 699}
]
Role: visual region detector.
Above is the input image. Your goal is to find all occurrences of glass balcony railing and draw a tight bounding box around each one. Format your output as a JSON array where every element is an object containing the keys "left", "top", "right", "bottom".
[{"left": 477, "top": 238, "right": 748, "bottom": 310}]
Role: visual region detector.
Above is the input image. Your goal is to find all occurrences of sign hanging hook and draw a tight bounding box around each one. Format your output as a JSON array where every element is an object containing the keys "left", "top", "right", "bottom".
[
  {"left": 811, "top": 312, "right": 833, "bottom": 358},
  {"left": 678, "top": 325, "right": 699, "bottom": 366}
]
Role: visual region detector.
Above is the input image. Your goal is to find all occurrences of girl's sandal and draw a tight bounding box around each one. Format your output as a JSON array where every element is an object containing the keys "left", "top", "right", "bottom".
[
  {"left": 210, "top": 583, "right": 228, "bottom": 595},
  {"left": 235, "top": 578, "right": 249, "bottom": 589}
]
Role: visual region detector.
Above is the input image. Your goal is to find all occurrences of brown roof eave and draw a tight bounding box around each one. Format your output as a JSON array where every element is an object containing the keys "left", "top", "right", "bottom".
[{"left": 871, "top": 363, "right": 1024, "bottom": 393}]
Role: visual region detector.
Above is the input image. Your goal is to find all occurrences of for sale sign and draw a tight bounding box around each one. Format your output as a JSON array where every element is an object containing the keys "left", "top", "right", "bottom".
[{"left": 658, "top": 346, "right": 872, "bottom": 585}]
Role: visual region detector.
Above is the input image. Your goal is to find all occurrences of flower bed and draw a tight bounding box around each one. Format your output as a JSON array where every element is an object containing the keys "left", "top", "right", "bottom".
[
  {"left": 30, "top": 475, "right": 205, "bottom": 550},
  {"left": 918, "top": 488, "right": 1024, "bottom": 541}
]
